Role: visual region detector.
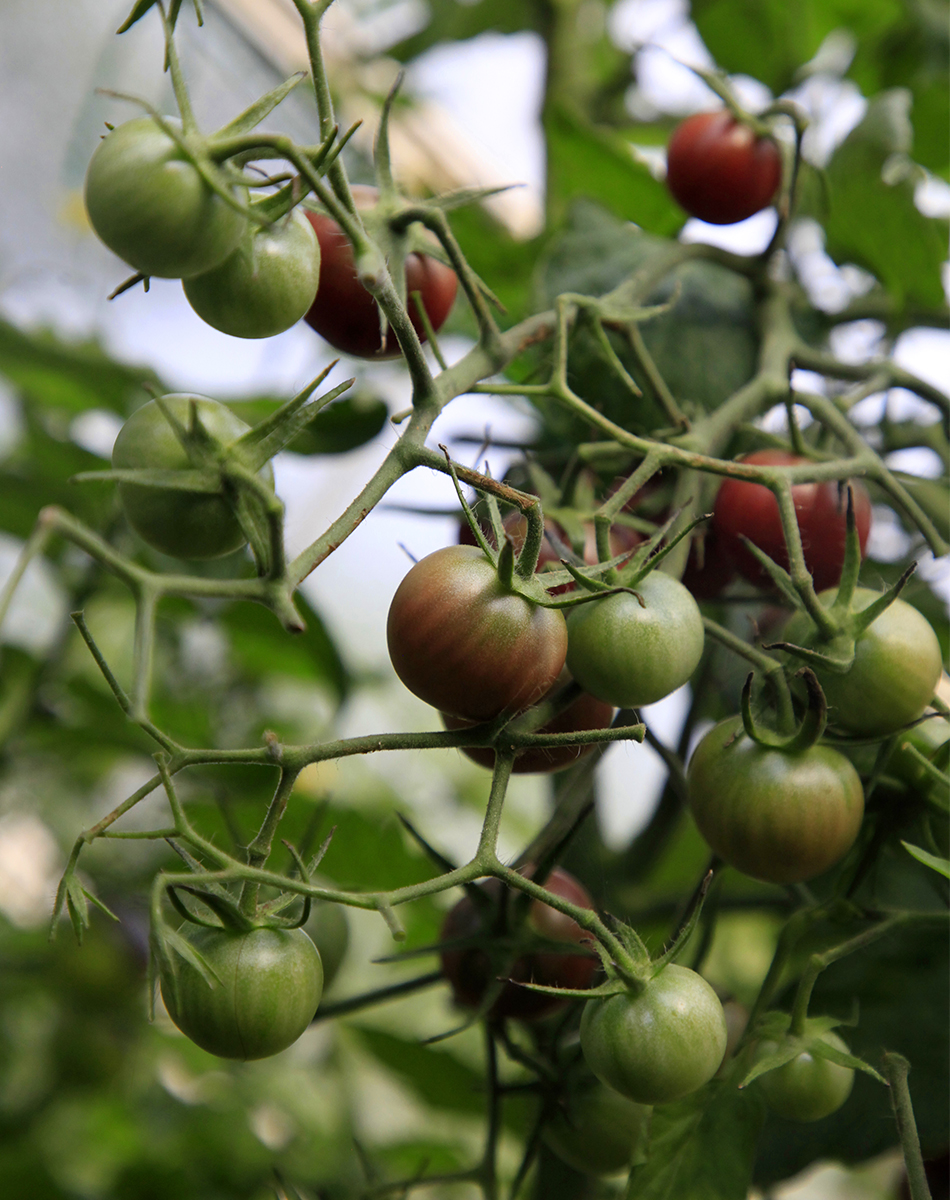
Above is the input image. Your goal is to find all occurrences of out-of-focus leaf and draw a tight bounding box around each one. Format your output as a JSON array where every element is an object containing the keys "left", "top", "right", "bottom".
[
  {"left": 801, "top": 91, "right": 948, "bottom": 307},
  {"left": 625, "top": 1081, "right": 765, "bottom": 1199},
  {"left": 388, "top": 0, "right": 541, "bottom": 63},
  {"left": 350, "top": 1026, "right": 485, "bottom": 1116},
  {"left": 901, "top": 841, "right": 950, "bottom": 878},
  {"left": 220, "top": 590, "right": 349, "bottom": 703},
  {"left": 544, "top": 104, "right": 683, "bottom": 236},
  {"left": 0, "top": 317, "right": 158, "bottom": 416}
]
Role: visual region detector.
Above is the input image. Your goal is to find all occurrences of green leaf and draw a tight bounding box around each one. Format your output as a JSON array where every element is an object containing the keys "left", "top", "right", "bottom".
[
  {"left": 625, "top": 1080, "right": 765, "bottom": 1200},
  {"left": 0, "top": 317, "right": 159, "bottom": 416},
  {"left": 351, "top": 1026, "right": 486, "bottom": 1117},
  {"left": 806, "top": 91, "right": 948, "bottom": 307},
  {"left": 388, "top": 0, "right": 541, "bottom": 63},
  {"left": 544, "top": 104, "right": 683, "bottom": 236},
  {"left": 224, "top": 392, "right": 388, "bottom": 457},
  {"left": 901, "top": 841, "right": 950, "bottom": 878}
]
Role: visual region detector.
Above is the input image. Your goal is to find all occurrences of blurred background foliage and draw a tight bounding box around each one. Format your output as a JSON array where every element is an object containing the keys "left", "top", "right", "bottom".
[{"left": 0, "top": 0, "right": 947, "bottom": 1197}]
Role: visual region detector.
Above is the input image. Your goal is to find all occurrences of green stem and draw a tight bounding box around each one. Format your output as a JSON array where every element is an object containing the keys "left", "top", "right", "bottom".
[{"left": 884, "top": 1053, "right": 932, "bottom": 1200}]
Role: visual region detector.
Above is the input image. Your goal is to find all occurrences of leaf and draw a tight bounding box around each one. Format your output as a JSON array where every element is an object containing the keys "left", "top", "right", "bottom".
[
  {"left": 805, "top": 91, "right": 948, "bottom": 307},
  {"left": 351, "top": 1026, "right": 486, "bottom": 1117},
  {"left": 544, "top": 103, "right": 683, "bottom": 236},
  {"left": 901, "top": 841, "right": 950, "bottom": 879},
  {"left": 0, "top": 317, "right": 159, "bottom": 416},
  {"left": 625, "top": 1080, "right": 765, "bottom": 1200}
]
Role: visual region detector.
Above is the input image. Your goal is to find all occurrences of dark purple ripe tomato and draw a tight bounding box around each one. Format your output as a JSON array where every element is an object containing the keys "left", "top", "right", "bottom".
[{"left": 666, "top": 111, "right": 782, "bottom": 225}]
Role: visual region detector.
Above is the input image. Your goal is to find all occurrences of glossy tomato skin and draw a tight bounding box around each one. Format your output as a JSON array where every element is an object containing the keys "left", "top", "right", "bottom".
[
  {"left": 580, "top": 965, "right": 727, "bottom": 1105},
  {"left": 112, "top": 394, "right": 274, "bottom": 560},
  {"left": 183, "top": 208, "right": 321, "bottom": 338},
  {"left": 84, "top": 117, "right": 247, "bottom": 279},
  {"left": 160, "top": 925, "right": 323, "bottom": 1060},
  {"left": 687, "top": 715, "right": 865, "bottom": 883},
  {"left": 757, "top": 1031, "right": 855, "bottom": 1122},
  {"left": 303, "top": 188, "right": 457, "bottom": 358},
  {"left": 666, "top": 111, "right": 782, "bottom": 225},
  {"left": 712, "top": 451, "right": 872, "bottom": 592},
  {"left": 541, "top": 1079, "right": 651, "bottom": 1176},
  {"left": 565, "top": 572, "right": 704, "bottom": 708},
  {"left": 440, "top": 867, "right": 598, "bottom": 1021},
  {"left": 387, "top": 545, "right": 568, "bottom": 721},
  {"left": 441, "top": 683, "right": 615, "bottom": 774},
  {"left": 782, "top": 589, "right": 943, "bottom": 737}
]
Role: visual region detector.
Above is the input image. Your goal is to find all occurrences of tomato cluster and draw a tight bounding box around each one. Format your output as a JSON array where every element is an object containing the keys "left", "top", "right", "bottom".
[{"left": 86, "top": 127, "right": 457, "bottom": 350}]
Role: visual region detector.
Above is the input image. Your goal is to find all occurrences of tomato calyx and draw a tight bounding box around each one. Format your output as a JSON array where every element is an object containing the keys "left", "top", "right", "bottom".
[
  {"left": 738, "top": 1013, "right": 880, "bottom": 1095},
  {"left": 738, "top": 667, "right": 828, "bottom": 752}
]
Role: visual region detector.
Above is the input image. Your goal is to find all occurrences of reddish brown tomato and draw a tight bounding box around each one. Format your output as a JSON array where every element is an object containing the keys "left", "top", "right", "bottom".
[
  {"left": 681, "top": 528, "right": 736, "bottom": 600},
  {"left": 440, "top": 867, "right": 598, "bottom": 1021},
  {"left": 666, "top": 111, "right": 782, "bottom": 225},
  {"left": 387, "top": 545, "right": 568, "bottom": 721},
  {"left": 442, "top": 685, "right": 615, "bottom": 774},
  {"left": 712, "top": 450, "right": 872, "bottom": 592},
  {"left": 303, "top": 187, "right": 457, "bottom": 358}
]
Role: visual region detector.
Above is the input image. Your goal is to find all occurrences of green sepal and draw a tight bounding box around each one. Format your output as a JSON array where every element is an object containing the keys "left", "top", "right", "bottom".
[
  {"left": 234, "top": 373, "right": 355, "bottom": 469},
  {"left": 901, "top": 842, "right": 950, "bottom": 878},
  {"left": 211, "top": 72, "right": 308, "bottom": 140}
]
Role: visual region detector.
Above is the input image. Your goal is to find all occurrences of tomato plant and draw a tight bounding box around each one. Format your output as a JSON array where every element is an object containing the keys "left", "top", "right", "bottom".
[
  {"left": 303, "top": 187, "right": 457, "bottom": 358},
  {"left": 579, "top": 965, "right": 728, "bottom": 1104},
  {"left": 782, "top": 588, "right": 943, "bottom": 736},
  {"left": 84, "top": 117, "right": 247, "bottom": 279},
  {"left": 159, "top": 925, "right": 323, "bottom": 1061},
  {"left": 439, "top": 867, "right": 598, "bottom": 1021},
  {"left": 386, "top": 544, "right": 568, "bottom": 720},
  {"left": 441, "top": 683, "right": 614, "bottom": 773},
  {"left": 565, "top": 571, "right": 704, "bottom": 707},
  {"left": 687, "top": 715, "right": 865, "bottom": 883},
  {"left": 111, "top": 394, "right": 273, "bottom": 559},
  {"left": 666, "top": 110, "right": 782, "bottom": 225},
  {"left": 756, "top": 1031, "right": 855, "bottom": 1122},
  {"left": 541, "top": 1078, "right": 651, "bottom": 1176},
  {"left": 713, "top": 450, "right": 872, "bottom": 591},
  {"left": 183, "top": 208, "right": 321, "bottom": 338}
]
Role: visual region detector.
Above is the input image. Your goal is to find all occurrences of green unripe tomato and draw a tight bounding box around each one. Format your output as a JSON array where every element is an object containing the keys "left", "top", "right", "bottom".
[
  {"left": 687, "top": 715, "right": 865, "bottom": 884},
  {"left": 112, "top": 394, "right": 273, "bottom": 560},
  {"left": 565, "top": 572, "right": 704, "bottom": 708},
  {"left": 580, "top": 965, "right": 727, "bottom": 1105},
  {"left": 756, "top": 1031, "right": 855, "bottom": 1122},
  {"left": 84, "top": 117, "right": 247, "bottom": 279},
  {"left": 782, "top": 588, "right": 943, "bottom": 737},
  {"left": 160, "top": 925, "right": 323, "bottom": 1060},
  {"left": 183, "top": 208, "right": 321, "bottom": 338},
  {"left": 541, "top": 1079, "right": 651, "bottom": 1176}
]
